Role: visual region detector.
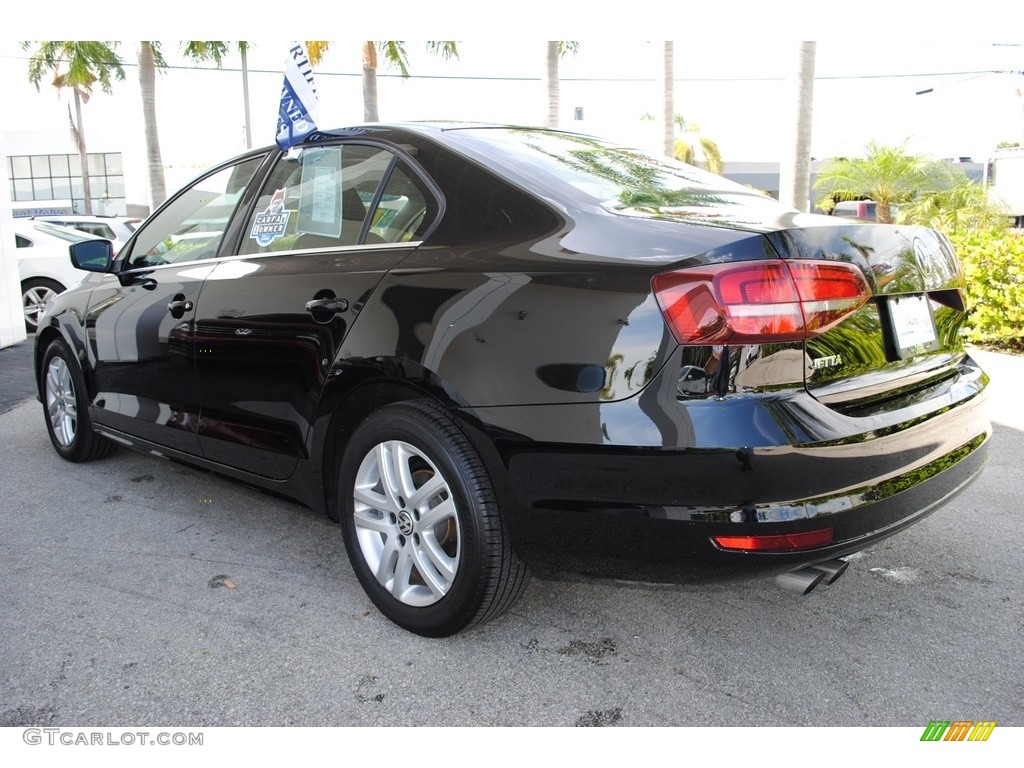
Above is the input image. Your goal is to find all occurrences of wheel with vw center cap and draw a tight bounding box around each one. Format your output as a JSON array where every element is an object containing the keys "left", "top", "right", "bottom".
[{"left": 338, "top": 399, "right": 528, "bottom": 637}]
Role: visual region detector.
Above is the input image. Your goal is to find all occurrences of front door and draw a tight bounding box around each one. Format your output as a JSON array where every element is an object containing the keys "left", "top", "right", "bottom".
[{"left": 87, "top": 156, "right": 265, "bottom": 453}]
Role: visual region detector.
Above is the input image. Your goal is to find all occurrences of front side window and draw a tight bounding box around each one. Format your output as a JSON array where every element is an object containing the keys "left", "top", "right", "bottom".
[{"left": 127, "top": 156, "right": 264, "bottom": 268}]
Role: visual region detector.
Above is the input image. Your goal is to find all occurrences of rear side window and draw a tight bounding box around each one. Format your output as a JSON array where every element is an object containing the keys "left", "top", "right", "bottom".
[
  {"left": 240, "top": 144, "right": 436, "bottom": 255},
  {"left": 370, "top": 161, "right": 436, "bottom": 243}
]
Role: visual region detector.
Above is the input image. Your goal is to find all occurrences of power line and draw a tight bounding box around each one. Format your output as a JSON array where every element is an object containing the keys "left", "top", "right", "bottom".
[{"left": 3, "top": 54, "right": 1016, "bottom": 84}]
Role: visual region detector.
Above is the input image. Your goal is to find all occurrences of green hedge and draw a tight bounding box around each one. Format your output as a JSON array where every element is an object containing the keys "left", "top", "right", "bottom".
[{"left": 952, "top": 229, "right": 1024, "bottom": 350}]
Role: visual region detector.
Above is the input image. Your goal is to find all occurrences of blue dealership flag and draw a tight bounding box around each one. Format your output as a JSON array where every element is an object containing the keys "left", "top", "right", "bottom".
[{"left": 275, "top": 42, "right": 320, "bottom": 150}]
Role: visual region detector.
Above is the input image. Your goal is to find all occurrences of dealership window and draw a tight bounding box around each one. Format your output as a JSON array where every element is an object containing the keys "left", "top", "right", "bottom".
[{"left": 7, "top": 151, "right": 127, "bottom": 215}]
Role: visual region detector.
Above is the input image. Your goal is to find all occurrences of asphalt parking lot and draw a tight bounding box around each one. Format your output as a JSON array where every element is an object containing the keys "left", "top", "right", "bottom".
[{"left": 0, "top": 339, "right": 1021, "bottom": 727}]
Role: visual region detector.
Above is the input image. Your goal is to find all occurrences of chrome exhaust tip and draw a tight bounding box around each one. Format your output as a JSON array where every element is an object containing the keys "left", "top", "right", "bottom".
[
  {"left": 774, "top": 568, "right": 826, "bottom": 595},
  {"left": 810, "top": 558, "right": 849, "bottom": 584}
]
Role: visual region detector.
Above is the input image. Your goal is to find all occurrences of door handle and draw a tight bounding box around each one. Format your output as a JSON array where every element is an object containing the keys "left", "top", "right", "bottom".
[
  {"left": 167, "top": 295, "right": 194, "bottom": 318},
  {"left": 305, "top": 297, "right": 349, "bottom": 314}
]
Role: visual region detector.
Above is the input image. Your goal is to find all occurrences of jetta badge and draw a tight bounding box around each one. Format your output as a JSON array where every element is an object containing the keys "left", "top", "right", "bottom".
[{"left": 811, "top": 354, "right": 843, "bottom": 370}]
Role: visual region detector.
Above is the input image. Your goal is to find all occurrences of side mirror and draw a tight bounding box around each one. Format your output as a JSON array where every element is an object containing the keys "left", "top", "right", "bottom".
[{"left": 69, "top": 240, "right": 114, "bottom": 272}]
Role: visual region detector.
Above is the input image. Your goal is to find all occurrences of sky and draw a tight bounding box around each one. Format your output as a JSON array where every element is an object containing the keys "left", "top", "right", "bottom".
[{"left": 4, "top": 3, "right": 1024, "bottom": 196}]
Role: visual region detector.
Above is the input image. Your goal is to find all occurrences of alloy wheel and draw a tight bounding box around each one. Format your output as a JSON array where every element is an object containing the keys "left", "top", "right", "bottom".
[
  {"left": 45, "top": 355, "right": 78, "bottom": 447},
  {"left": 352, "top": 440, "right": 461, "bottom": 607},
  {"left": 24, "top": 285, "right": 58, "bottom": 330}
]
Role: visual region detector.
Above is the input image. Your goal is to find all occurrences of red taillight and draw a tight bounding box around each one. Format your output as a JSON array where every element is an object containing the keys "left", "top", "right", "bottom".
[
  {"left": 712, "top": 528, "right": 834, "bottom": 552},
  {"left": 652, "top": 260, "right": 871, "bottom": 345}
]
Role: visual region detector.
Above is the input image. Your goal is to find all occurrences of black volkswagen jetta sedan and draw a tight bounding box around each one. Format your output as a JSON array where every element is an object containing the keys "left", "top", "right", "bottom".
[{"left": 35, "top": 124, "right": 990, "bottom": 636}]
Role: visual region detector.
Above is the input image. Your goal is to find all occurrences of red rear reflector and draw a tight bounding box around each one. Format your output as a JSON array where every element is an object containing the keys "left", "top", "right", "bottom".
[
  {"left": 712, "top": 528, "right": 834, "bottom": 552},
  {"left": 653, "top": 260, "right": 871, "bottom": 345}
]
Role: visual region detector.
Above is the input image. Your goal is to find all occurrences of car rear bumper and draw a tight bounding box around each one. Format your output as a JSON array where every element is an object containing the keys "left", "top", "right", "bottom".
[{"left": 467, "top": 356, "right": 991, "bottom": 584}]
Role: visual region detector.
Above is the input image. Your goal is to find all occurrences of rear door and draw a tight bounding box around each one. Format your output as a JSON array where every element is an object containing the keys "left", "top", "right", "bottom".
[{"left": 194, "top": 141, "right": 439, "bottom": 479}]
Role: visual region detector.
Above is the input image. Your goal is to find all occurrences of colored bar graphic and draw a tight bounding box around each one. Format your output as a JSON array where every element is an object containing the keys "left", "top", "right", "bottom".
[
  {"left": 945, "top": 721, "right": 974, "bottom": 741},
  {"left": 968, "top": 722, "right": 997, "bottom": 742},
  {"left": 920, "top": 720, "right": 996, "bottom": 742},
  {"left": 921, "top": 721, "right": 950, "bottom": 741}
]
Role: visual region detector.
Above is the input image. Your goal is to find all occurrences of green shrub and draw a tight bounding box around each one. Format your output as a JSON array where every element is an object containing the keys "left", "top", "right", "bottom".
[{"left": 952, "top": 228, "right": 1024, "bottom": 350}]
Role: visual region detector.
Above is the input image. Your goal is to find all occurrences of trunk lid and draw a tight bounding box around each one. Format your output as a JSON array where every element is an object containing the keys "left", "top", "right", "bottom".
[{"left": 765, "top": 221, "right": 968, "bottom": 414}]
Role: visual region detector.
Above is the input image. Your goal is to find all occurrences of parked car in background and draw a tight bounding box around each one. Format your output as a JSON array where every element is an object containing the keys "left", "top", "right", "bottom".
[
  {"left": 34, "top": 124, "right": 990, "bottom": 636},
  {"left": 828, "top": 199, "right": 904, "bottom": 222},
  {"left": 10, "top": 219, "right": 91, "bottom": 332},
  {"left": 831, "top": 200, "right": 878, "bottom": 221},
  {"left": 32, "top": 214, "right": 142, "bottom": 251},
  {"left": 984, "top": 146, "right": 1024, "bottom": 228}
]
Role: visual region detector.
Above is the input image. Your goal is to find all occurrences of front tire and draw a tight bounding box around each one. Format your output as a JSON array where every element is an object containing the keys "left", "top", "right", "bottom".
[
  {"left": 338, "top": 400, "right": 528, "bottom": 637},
  {"left": 41, "top": 339, "right": 115, "bottom": 462}
]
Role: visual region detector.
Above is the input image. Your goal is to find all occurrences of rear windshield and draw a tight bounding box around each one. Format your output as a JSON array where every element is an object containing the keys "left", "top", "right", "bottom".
[{"left": 451, "top": 127, "right": 776, "bottom": 213}]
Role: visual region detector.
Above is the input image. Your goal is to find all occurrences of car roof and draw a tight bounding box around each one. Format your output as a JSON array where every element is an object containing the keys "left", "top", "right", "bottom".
[
  {"left": 34, "top": 214, "right": 137, "bottom": 222},
  {"left": 286, "top": 122, "right": 762, "bottom": 200}
]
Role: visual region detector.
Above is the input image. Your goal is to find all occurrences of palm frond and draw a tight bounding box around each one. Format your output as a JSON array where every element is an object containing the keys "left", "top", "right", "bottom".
[
  {"left": 183, "top": 41, "right": 230, "bottom": 66},
  {"left": 304, "top": 41, "right": 330, "bottom": 67}
]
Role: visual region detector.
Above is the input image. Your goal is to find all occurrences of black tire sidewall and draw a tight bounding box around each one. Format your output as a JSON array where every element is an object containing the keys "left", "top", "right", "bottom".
[{"left": 338, "top": 403, "right": 493, "bottom": 637}]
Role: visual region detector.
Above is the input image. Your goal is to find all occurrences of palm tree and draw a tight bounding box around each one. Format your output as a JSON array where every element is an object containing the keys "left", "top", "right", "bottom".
[
  {"left": 661, "top": 42, "right": 674, "bottom": 158},
  {"left": 362, "top": 42, "right": 459, "bottom": 122},
  {"left": 778, "top": 41, "right": 816, "bottom": 212},
  {"left": 22, "top": 41, "right": 125, "bottom": 215},
  {"left": 544, "top": 41, "right": 579, "bottom": 129},
  {"left": 138, "top": 42, "right": 167, "bottom": 209},
  {"left": 184, "top": 42, "right": 331, "bottom": 149},
  {"left": 898, "top": 171, "right": 1009, "bottom": 234},
  {"left": 814, "top": 140, "right": 952, "bottom": 224},
  {"left": 182, "top": 41, "right": 247, "bottom": 145},
  {"left": 672, "top": 116, "right": 723, "bottom": 175}
]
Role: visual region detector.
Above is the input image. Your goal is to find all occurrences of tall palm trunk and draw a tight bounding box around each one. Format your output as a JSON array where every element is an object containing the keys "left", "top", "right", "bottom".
[
  {"left": 876, "top": 200, "right": 893, "bottom": 224},
  {"left": 72, "top": 89, "right": 92, "bottom": 214},
  {"left": 545, "top": 42, "right": 559, "bottom": 128},
  {"left": 240, "top": 42, "right": 252, "bottom": 148},
  {"left": 779, "top": 42, "right": 816, "bottom": 211},
  {"left": 363, "top": 42, "right": 379, "bottom": 122},
  {"left": 138, "top": 42, "right": 166, "bottom": 209},
  {"left": 662, "top": 42, "right": 674, "bottom": 158}
]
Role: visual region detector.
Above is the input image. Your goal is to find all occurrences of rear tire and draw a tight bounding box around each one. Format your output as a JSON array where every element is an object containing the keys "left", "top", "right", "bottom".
[
  {"left": 337, "top": 400, "right": 528, "bottom": 637},
  {"left": 41, "top": 339, "right": 116, "bottom": 462}
]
